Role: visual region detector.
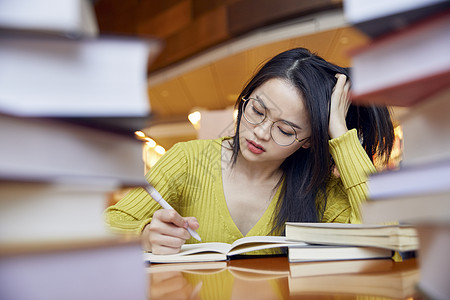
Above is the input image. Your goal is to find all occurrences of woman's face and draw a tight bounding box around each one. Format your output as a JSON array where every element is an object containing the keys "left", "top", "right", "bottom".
[{"left": 238, "top": 78, "right": 311, "bottom": 165}]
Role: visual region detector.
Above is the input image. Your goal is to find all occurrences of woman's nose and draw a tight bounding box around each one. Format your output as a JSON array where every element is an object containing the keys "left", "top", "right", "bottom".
[{"left": 254, "top": 119, "right": 272, "bottom": 141}]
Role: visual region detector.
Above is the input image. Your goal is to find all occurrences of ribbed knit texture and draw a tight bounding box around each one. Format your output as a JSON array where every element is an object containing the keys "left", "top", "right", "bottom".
[{"left": 105, "top": 129, "right": 375, "bottom": 245}]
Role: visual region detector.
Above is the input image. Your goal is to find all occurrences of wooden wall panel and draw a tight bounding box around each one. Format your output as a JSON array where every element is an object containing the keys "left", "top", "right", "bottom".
[
  {"left": 95, "top": 0, "right": 343, "bottom": 72},
  {"left": 149, "top": 6, "right": 229, "bottom": 71},
  {"left": 213, "top": 53, "right": 252, "bottom": 105},
  {"left": 94, "top": 0, "right": 140, "bottom": 34},
  {"left": 227, "top": 0, "right": 340, "bottom": 36},
  {"left": 181, "top": 66, "right": 224, "bottom": 110},
  {"left": 137, "top": 0, "right": 192, "bottom": 38}
]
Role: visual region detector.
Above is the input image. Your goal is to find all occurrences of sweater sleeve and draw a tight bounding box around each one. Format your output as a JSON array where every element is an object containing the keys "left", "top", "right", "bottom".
[
  {"left": 104, "top": 142, "right": 188, "bottom": 234},
  {"left": 325, "top": 129, "right": 377, "bottom": 224}
]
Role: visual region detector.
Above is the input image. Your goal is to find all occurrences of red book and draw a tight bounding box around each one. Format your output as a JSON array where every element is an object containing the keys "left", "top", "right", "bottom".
[{"left": 349, "top": 10, "right": 450, "bottom": 107}]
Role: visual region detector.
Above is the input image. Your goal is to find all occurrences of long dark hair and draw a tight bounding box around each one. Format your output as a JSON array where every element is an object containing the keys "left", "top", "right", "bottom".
[{"left": 230, "top": 48, "right": 394, "bottom": 233}]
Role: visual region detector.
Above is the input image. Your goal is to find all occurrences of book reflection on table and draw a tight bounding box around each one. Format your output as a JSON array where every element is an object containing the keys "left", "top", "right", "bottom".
[
  {"left": 289, "top": 258, "right": 394, "bottom": 278},
  {"left": 288, "top": 267, "right": 420, "bottom": 299}
]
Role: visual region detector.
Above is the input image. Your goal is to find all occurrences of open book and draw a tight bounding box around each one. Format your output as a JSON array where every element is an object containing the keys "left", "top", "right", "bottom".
[
  {"left": 144, "top": 236, "right": 307, "bottom": 263},
  {"left": 144, "top": 235, "right": 394, "bottom": 264}
]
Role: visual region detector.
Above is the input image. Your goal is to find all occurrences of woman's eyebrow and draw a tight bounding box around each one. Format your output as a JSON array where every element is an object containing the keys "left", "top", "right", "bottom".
[
  {"left": 284, "top": 120, "right": 303, "bottom": 130},
  {"left": 255, "top": 95, "right": 304, "bottom": 130}
]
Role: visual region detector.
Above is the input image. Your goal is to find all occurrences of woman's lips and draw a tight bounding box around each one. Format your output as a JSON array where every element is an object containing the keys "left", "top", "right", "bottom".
[{"left": 246, "top": 140, "right": 265, "bottom": 154}]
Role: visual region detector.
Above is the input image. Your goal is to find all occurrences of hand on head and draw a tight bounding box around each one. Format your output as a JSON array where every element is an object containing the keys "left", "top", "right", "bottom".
[
  {"left": 142, "top": 209, "right": 200, "bottom": 254},
  {"left": 328, "top": 74, "right": 351, "bottom": 139}
]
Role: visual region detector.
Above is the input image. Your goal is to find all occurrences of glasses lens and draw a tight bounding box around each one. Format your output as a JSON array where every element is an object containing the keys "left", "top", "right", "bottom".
[
  {"left": 243, "top": 98, "right": 265, "bottom": 124},
  {"left": 271, "top": 121, "right": 296, "bottom": 146}
]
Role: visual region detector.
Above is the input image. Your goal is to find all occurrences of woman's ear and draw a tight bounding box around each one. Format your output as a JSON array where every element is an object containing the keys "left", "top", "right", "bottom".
[{"left": 301, "top": 138, "right": 311, "bottom": 149}]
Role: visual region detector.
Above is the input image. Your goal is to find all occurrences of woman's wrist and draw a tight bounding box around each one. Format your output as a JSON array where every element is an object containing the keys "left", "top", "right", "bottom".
[{"left": 329, "top": 123, "right": 348, "bottom": 139}]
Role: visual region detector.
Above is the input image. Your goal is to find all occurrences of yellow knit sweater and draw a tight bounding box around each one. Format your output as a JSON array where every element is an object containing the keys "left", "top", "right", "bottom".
[{"left": 105, "top": 129, "right": 376, "bottom": 245}]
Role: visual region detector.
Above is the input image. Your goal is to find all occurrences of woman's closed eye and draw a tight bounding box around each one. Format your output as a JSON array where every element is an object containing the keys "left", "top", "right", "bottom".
[
  {"left": 276, "top": 125, "right": 295, "bottom": 136},
  {"left": 252, "top": 106, "right": 264, "bottom": 116}
]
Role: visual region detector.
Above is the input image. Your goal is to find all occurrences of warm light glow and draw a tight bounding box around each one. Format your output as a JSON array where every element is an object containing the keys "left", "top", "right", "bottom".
[
  {"left": 188, "top": 111, "right": 201, "bottom": 129},
  {"left": 134, "top": 130, "right": 146, "bottom": 139},
  {"left": 155, "top": 145, "right": 166, "bottom": 155},
  {"left": 138, "top": 131, "right": 165, "bottom": 172},
  {"left": 233, "top": 109, "right": 238, "bottom": 121},
  {"left": 394, "top": 124, "right": 403, "bottom": 140},
  {"left": 144, "top": 137, "right": 156, "bottom": 148}
]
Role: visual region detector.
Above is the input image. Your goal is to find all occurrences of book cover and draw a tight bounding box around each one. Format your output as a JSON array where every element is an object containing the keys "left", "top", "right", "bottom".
[{"left": 349, "top": 10, "right": 450, "bottom": 107}]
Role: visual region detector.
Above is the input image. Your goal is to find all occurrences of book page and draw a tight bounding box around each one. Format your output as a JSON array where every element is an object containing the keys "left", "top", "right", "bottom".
[
  {"left": 178, "top": 243, "right": 232, "bottom": 255},
  {"left": 144, "top": 242, "right": 232, "bottom": 263},
  {"left": 228, "top": 236, "right": 307, "bottom": 256}
]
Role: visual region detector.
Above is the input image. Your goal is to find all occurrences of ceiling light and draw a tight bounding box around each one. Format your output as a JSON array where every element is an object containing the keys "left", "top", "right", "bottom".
[
  {"left": 188, "top": 111, "right": 201, "bottom": 129},
  {"left": 155, "top": 145, "right": 166, "bottom": 155},
  {"left": 145, "top": 137, "right": 156, "bottom": 148},
  {"left": 134, "top": 130, "right": 146, "bottom": 139}
]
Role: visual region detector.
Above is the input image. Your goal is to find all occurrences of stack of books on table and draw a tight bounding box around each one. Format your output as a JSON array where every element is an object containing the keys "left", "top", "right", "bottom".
[
  {"left": 344, "top": 0, "right": 450, "bottom": 299},
  {"left": 0, "top": 1, "right": 162, "bottom": 299},
  {"left": 285, "top": 222, "right": 417, "bottom": 267}
]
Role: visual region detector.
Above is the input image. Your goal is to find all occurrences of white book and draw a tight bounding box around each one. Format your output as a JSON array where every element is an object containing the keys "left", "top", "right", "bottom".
[
  {"left": 416, "top": 225, "right": 450, "bottom": 299},
  {"left": 400, "top": 86, "right": 450, "bottom": 166},
  {"left": 288, "top": 245, "right": 392, "bottom": 263},
  {"left": 0, "top": 35, "right": 162, "bottom": 117},
  {"left": 0, "top": 0, "right": 98, "bottom": 37},
  {"left": 368, "top": 159, "right": 450, "bottom": 200},
  {"left": 0, "top": 114, "right": 145, "bottom": 184},
  {"left": 350, "top": 11, "right": 450, "bottom": 107},
  {"left": 0, "top": 239, "right": 147, "bottom": 300},
  {"left": 363, "top": 190, "right": 450, "bottom": 225},
  {"left": 0, "top": 181, "right": 118, "bottom": 246}
]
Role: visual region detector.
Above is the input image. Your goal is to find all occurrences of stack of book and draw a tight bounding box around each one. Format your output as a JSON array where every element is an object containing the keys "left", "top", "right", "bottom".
[
  {"left": 344, "top": 0, "right": 450, "bottom": 298},
  {"left": 0, "top": 1, "right": 162, "bottom": 299},
  {"left": 285, "top": 222, "right": 418, "bottom": 253}
]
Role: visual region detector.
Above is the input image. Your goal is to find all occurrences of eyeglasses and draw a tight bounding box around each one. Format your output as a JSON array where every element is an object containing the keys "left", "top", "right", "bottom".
[{"left": 242, "top": 97, "right": 309, "bottom": 146}]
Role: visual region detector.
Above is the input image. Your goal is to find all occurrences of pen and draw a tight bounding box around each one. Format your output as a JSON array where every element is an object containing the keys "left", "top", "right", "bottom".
[{"left": 143, "top": 183, "right": 202, "bottom": 242}]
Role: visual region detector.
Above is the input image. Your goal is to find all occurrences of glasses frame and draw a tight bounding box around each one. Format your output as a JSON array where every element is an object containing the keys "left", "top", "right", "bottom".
[{"left": 241, "top": 97, "right": 309, "bottom": 147}]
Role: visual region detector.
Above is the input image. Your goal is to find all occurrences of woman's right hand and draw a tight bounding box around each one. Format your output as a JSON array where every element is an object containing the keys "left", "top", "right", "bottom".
[{"left": 142, "top": 209, "right": 199, "bottom": 254}]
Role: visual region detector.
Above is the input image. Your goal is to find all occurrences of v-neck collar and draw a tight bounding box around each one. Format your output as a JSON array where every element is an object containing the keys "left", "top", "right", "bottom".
[{"left": 214, "top": 138, "right": 281, "bottom": 238}]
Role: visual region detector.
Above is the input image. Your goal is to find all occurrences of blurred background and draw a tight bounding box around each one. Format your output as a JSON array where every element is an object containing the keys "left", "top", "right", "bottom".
[{"left": 93, "top": 0, "right": 376, "bottom": 158}]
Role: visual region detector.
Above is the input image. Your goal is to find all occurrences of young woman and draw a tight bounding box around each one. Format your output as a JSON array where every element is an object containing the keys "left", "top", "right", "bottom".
[{"left": 105, "top": 48, "right": 394, "bottom": 254}]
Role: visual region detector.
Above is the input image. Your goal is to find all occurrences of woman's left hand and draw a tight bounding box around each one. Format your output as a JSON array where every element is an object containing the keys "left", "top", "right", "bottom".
[{"left": 328, "top": 74, "right": 351, "bottom": 139}]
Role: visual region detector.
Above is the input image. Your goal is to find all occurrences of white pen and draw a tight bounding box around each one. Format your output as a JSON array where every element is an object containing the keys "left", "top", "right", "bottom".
[{"left": 143, "top": 183, "right": 202, "bottom": 242}]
